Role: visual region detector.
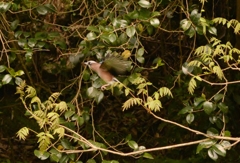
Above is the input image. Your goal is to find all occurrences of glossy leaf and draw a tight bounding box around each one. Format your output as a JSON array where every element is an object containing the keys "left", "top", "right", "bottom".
[
  {"left": 214, "top": 94, "right": 224, "bottom": 102},
  {"left": 11, "top": 19, "right": 19, "bottom": 31},
  {"left": 126, "top": 26, "right": 136, "bottom": 37},
  {"left": 86, "top": 32, "right": 97, "bottom": 41},
  {"left": 208, "top": 148, "right": 218, "bottom": 161},
  {"left": 0, "top": 65, "right": 6, "bottom": 73},
  {"left": 186, "top": 113, "right": 194, "bottom": 124},
  {"left": 137, "top": 47, "right": 144, "bottom": 56},
  {"left": 220, "top": 141, "right": 231, "bottom": 150},
  {"left": 108, "top": 33, "right": 117, "bottom": 43},
  {"left": 180, "top": 19, "right": 191, "bottom": 31},
  {"left": 28, "top": 38, "right": 37, "bottom": 48},
  {"left": 128, "top": 140, "right": 138, "bottom": 150},
  {"left": 138, "top": 0, "right": 152, "bottom": 8},
  {"left": 208, "top": 27, "right": 217, "bottom": 36},
  {"left": 150, "top": 18, "right": 160, "bottom": 27},
  {"left": 196, "top": 139, "right": 216, "bottom": 154},
  {"left": 34, "top": 150, "right": 50, "bottom": 160},
  {"left": 203, "top": 101, "right": 214, "bottom": 115},
  {"left": 15, "top": 70, "right": 25, "bottom": 77},
  {"left": 86, "top": 159, "right": 96, "bottom": 163},
  {"left": 207, "top": 127, "right": 219, "bottom": 136},
  {"left": 36, "top": 6, "right": 48, "bottom": 15},
  {"left": 218, "top": 102, "right": 228, "bottom": 113},
  {"left": 0, "top": 2, "right": 11, "bottom": 13},
  {"left": 18, "top": 39, "right": 27, "bottom": 47},
  {"left": 44, "top": 4, "right": 56, "bottom": 13},
  {"left": 143, "top": 152, "right": 154, "bottom": 159},
  {"left": 178, "top": 106, "right": 192, "bottom": 115},
  {"left": 2, "top": 74, "right": 12, "bottom": 84},
  {"left": 212, "top": 144, "right": 226, "bottom": 157}
]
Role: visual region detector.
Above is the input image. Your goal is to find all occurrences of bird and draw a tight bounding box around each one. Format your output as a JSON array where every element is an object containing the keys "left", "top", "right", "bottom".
[{"left": 84, "top": 55, "right": 131, "bottom": 90}]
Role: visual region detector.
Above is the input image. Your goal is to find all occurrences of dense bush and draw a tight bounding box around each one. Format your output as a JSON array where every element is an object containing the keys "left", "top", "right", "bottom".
[{"left": 1, "top": 0, "right": 240, "bottom": 162}]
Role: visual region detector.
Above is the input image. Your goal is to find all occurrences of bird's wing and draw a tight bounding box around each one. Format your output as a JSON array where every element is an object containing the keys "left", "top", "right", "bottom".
[{"left": 100, "top": 55, "right": 132, "bottom": 75}]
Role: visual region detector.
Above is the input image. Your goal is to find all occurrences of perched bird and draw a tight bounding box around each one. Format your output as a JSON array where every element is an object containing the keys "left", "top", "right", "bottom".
[{"left": 84, "top": 55, "right": 131, "bottom": 90}]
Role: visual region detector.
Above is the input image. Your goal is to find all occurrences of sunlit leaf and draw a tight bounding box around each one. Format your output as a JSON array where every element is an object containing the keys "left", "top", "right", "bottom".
[
  {"left": 2, "top": 74, "right": 12, "bottom": 84},
  {"left": 86, "top": 32, "right": 97, "bottom": 41},
  {"left": 128, "top": 140, "right": 138, "bottom": 150},
  {"left": 126, "top": 26, "right": 136, "bottom": 37},
  {"left": 36, "top": 6, "right": 48, "bottom": 15},
  {"left": 34, "top": 150, "right": 50, "bottom": 160},
  {"left": 138, "top": 0, "right": 152, "bottom": 8},
  {"left": 186, "top": 113, "right": 194, "bottom": 124},
  {"left": 208, "top": 148, "right": 218, "bottom": 161},
  {"left": 203, "top": 101, "right": 214, "bottom": 115},
  {"left": 212, "top": 144, "right": 226, "bottom": 157},
  {"left": 143, "top": 152, "right": 154, "bottom": 159},
  {"left": 208, "top": 27, "right": 217, "bottom": 36},
  {"left": 11, "top": 19, "right": 19, "bottom": 31},
  {"left": 150, "top": 18, "right": 160, "bottom": 27},
  {"left": 108, "top": 33, "right": 117, "bottom": 42}
]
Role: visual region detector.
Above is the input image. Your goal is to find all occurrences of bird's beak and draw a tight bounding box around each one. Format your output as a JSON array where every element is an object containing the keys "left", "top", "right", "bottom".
[{"left": 83, "top": 62, "right": 88, "bottom": 66}]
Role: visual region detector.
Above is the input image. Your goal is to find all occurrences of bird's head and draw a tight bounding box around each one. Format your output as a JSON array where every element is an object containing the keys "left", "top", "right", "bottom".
[{"left": 84, "top": 60, "right": 101, "bottom": 72}]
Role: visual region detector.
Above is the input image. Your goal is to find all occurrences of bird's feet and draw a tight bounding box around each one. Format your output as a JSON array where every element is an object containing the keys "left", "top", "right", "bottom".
[
  {"left": 101, "top": 85, "right": 107, "bottom": 90},
  {"left": 101, "top": 84, "right": 110, "bottom": 90}
]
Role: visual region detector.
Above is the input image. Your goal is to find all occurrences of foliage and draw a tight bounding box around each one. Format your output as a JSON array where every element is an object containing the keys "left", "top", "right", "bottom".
[{"left": 1, "top": 0, "right": 240, "bottom": 162}]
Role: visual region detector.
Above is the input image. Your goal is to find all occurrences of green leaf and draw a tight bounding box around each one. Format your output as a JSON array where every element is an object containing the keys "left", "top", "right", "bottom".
[
  {"left": 54, "top": 41, "right": 67, "bottom": 49},
  {"left": 137, "top": 56, "right": 145, "bottom": 63},
  {"left": 194, "top": 96, "right": 205, "bottom": 109},
  {"left": 207, "top": 127, "right": 219, "bottom": 136},
  {"left": 180, "top": 19, "right": 191, "bottom": 31},
  {"left": 108, "top": 33, "right": 117, "bottom": 43},
  {"left": 218, "top": 102, "right": 228, "bottom": 113},
  {"left": 34, "top": 150, "right": 50, "bottom": 160},
  {"left": 36, "top": 6, "right": 48, "bottom": 15},
  {"left": 87, "top": 26, "right": 100, "bottom": 33},
  {"left": 25, "top": 51, "right": 33, "bottom": 61},
  {"left": 126, "top": 26, "right": 136, "bottom": 37},
  {"left": 44, "top": 4, "right": 56, "bottom": 13},
  {"left": 0, "top": 2, "right": 11, "bottom": 13},
  {"left": 2, "top": 74, "right": 12, "bottom": 84},
  {"left": 203, "top": 101, "right": 214, "bottom": 115},
  {"left": 196, "top": 139, "right": 216, "bottom": 154},
  {"left": 0, "top": 65, "right": 6, "bottom": 73},
  {"left": 77, "top": 116, "right": 84, "bottom": 126},
  {"left": 95, "top": 91, "right": 104, "bottom": 104},
  {"left": 142, "top": 153, "right": 154, "bottom": 159},
  {"left": 14, "top": 31, "right": 23, "bottom": 38},
  {"left": 125, "top": 134, "right": 132, "bottom": 142},
  {"left": 185, "top": 26, "right": 196, "bottom": 38},
  {"left": 64, "top": 110, "right": 75, "bottom": 119},
  {"left": 178, "top": 106, "right": 192, "bottom": 115},
  {"left": 208, "top": 148, "right": 218, "bottom": 161},
  {"left": 212, "top": 144, "right": 226, "bottom": 157},
  {"left": 15, "top": 70, "right": 25, "bottom": 77},
  {"left": 208, "top": 26, "right": 217, "bottom": 36},
  {"left": 128, "top": 140, "right": 138, "bottom": 150},
  {"left": 186, "top": 113, "right": 194, "bottom": 124},
  {"left": 214, "top": 94, "right": 224, "bottom": 102},
  {"left": 28, "top": 38, "right": 37, "bottom": 48},
  {"left": 11, "top": 19, "right": 19, "bottom": 31},
  {"left": 150, "top": 18, "right": 160, "bottom": 27},
  {"left": 86, "top": 159, "right": 96, "bottom": 163},
  {"left": 86, "top": 32, "right": 97, "bottom": 41},
  {"left": 18, "top": 39, "right": 27, "bottom": 47},
  {"left": 220, "top": 141, "right": 231, "bottom": 150},
  {"left": 137, "top": 47, "right": 144, "bottom": 56},
  {"left": 61, "top": 139, "right": 72, "bottom": 149},
  {"left": 138, "top": 0, "right": 152, "bottom": 8}
]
